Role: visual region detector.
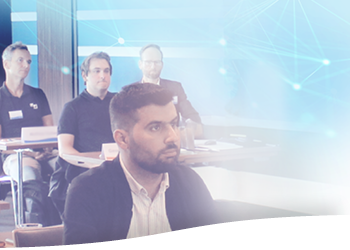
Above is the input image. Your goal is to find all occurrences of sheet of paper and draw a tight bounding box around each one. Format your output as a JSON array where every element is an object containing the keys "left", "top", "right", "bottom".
[
  {"left": 195, "top": 139, "right": 243, "bottom": 151},
  {"left": 101, "top": 143, "right": 119, "bottom": 160},
  {"left": 21, "top": 126, "right": 57, "bottom": 143},
  {"left": 0, "top": 138, "right": 22, "bottom": 145}
]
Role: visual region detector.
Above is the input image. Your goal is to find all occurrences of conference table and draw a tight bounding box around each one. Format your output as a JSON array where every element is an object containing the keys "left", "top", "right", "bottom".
[
  {"left": 0, "top": 231, "right": 13, "bottom": 248},
  {"left": 0, "top": 138, "right": 58, "bottom": 228},
  {"left": 61, "top": 140, "right": 279, "bottom": 169}
]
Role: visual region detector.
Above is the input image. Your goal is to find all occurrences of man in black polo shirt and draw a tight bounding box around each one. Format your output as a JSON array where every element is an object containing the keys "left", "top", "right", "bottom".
[
  {"left": 0, "top": 41, "right": 55, "bottom": 183},
  {"left": 49, "top": 52, "right": 115, "bottom": 218},
  {"left": 0, "top": 41, "right": 57, "bottom": 225}
]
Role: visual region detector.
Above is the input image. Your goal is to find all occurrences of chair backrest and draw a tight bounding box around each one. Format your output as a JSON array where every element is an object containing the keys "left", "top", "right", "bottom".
[{"left": 12, "top": 224, "right": 64, "bottom": 247}]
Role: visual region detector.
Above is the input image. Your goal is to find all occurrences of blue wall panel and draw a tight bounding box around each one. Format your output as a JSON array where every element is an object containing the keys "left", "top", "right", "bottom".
[
  {"left": 11, "top": 0, "right": 38, "bottom": 88},
  {"left": 11, "top": 0, "right": 36, "bottom": 12},
  {"left": 77, "top": 19, "right": 217, "bottom": 47},
  {"left": 12, "top": 22, "right": 37, "bottom": 45}
]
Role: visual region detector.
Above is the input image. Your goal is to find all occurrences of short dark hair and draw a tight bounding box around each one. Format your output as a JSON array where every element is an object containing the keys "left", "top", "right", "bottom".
[
  {"left": 139, "top": 44, "right": 163, "bottom": 61},
  {"left": 2, "top": 41, "right": 29, "bottom": 62},
  {"left": 80, "top": 51, "right": 112, "bottom": 77},
  {"left": 110, "top": 83, "right": 174, "bottom": 132}
]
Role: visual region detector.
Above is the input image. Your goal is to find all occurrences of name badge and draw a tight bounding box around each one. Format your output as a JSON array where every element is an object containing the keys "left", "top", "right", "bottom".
[
  {"left": 9, "top": 110, "right": 23, "bottom": 120},
  {"left": 173, "top": 96, "right": 178, "bottom": 104}
]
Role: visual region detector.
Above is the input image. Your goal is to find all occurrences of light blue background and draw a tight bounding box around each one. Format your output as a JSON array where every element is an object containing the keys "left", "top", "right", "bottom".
[{"left": 10, "top": 0, "right": 350, "bottom": 135}]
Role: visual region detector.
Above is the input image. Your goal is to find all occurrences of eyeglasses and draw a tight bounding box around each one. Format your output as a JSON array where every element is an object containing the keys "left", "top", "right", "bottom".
[
  {"left": 142, "top": 60, "right": 162, "bottom": 67},
  {"left": 89, "top": 68, "right": 111, "bottom": 75}
]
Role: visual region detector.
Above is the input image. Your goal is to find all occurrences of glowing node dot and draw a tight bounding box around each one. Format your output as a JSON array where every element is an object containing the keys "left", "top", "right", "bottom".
[
  {"left": 219, "top": 68, "right": 227, "bottom": 75},
  {"left": 219, "top": 39, "right": 227, "bottom": 46},
  {"left": 118, "top": 38, "right": 125, "bottom": 44},
  {"left": 293, "top": 84, "right": 301, "bottom": 90},
  {"left": 61, "top": 66, "right": 70, "bottom": 75},
  {"left": 323, "top": 59, "right": 330, "bottom": 65}
]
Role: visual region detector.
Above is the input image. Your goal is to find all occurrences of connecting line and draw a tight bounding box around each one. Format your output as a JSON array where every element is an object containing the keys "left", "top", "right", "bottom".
[
  {"left": 293, "top": 0, "right": 298, "bottom": 85},
  {"left": 298, "top": 0, "right": 325, "bottom": 58},
  {"left": 301, "top": 64, "right": 324, "bottom": 85}
]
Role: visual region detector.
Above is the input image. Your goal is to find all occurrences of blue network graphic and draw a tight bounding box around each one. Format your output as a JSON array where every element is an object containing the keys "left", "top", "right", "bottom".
[{"left": 9, "top": 0, "right": 350, "bottom": 136}]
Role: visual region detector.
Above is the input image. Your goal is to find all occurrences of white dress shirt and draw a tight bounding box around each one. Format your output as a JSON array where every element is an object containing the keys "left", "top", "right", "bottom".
[{"left": 120, "top": 158, "right": 172, "bottom": 239}]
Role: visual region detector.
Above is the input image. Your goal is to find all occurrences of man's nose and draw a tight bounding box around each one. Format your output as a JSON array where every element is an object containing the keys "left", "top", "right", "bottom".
[
  {"left": 165, "top": 125, "right": 179, "bottom": 144},
  {"left": 99, "top": 71, "right": 106, "bottom": 79},
  {"left": 23, "top": 61, "right": 30, "bottom": 68},
  {"left": 150, "top": 62, "right": 157, "bottom": 69}
]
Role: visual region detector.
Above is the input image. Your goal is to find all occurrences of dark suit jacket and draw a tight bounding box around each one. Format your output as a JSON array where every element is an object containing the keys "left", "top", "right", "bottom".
[
  {"left": 63, "top": 156, "right": 218, "bottom": 245},
  {"left": 134, "top": 79, "right": 202, "bottom": 124}
]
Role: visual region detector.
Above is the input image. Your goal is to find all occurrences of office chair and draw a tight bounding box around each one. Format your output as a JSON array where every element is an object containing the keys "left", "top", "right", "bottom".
[{"left": 12, "top": 224, "right": 64, "bottom": 247}]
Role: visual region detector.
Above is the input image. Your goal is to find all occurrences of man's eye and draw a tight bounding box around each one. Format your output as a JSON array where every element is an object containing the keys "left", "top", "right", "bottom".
[
  {"left": 171, "top": 122, "right": 178, "bottom": 128},
  {"left": 150, "top": 125, "right": 160, "bottom": 131}
]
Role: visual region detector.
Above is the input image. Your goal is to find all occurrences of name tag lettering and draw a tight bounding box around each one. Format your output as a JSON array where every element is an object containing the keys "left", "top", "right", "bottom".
[{"left": 9, "top": 110, "right": 23, "bottom": 120}]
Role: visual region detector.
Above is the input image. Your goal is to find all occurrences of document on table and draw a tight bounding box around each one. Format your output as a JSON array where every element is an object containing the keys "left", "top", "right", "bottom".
[
  {"left": 0, "top": 138, "right": 22, "bottom": 145},
  {"left": 195, "top": 140, "right": 243, "bottom": 151}
]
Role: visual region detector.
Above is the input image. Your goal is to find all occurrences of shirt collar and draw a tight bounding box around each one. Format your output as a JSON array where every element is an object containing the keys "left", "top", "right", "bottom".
[
  {"left": 1, "top": 83, "right": 30, "bottom": 97},
  {"left": 141, "top": 78, "right": 160, "bottom": 85},
  {"left": 119, "top": 156, "right": 170, "bottom": 196},
  {"left": 81, "top": 89, "right": 107, "bottom": 102}
]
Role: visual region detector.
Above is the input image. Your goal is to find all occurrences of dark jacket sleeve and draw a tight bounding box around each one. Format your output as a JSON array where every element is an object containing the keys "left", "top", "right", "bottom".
[
  {"left": 160, "top": 79, "right": 202, "bottom": 124},
  {"left": 63, "top": 170, "right": 101, "bottom": 245},
  {"left": 63, "top": 159, "right": 133, "bottom": 245},
  {"left": 166, "top": 165, "right": 219, "bottom": 231}
]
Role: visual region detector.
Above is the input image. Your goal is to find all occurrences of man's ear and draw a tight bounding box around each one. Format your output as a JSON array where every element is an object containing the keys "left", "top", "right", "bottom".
[
  {"left": 82, "top": 71, "right": 87, "bottom": 82},
  {"left": 3, "top": 60, "right": 10, "bottom": 70},
  {"left": 138, "top": 59, "right": 143, "bottom": 70},
  {"left": 113, "top": 129, "right": 129, "bottom": 150}
]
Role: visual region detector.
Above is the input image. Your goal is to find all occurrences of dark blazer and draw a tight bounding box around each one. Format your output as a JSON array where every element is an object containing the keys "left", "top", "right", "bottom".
[
  {"left": 134, "top": 79, "right": 202, "bottom": 124},
  {"left": 63, "top": 156, "right": 218, "bottom": 245}
]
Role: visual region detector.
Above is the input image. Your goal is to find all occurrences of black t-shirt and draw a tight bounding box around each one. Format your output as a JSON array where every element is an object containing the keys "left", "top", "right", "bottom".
[
  {"left": 57, "top": 90, "right": 115, "bottom": 152},
  {"left": 0, "top": 83, "right": 52, "bottom": 138}
]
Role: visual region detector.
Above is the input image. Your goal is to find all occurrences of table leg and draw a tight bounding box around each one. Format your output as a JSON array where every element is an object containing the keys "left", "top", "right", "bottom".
[
  {"left": 10, "top": 177, "right": 19, "bottom": 227},
  {"left": 14, "top": 149, "right": 24, "bottom": 227}
]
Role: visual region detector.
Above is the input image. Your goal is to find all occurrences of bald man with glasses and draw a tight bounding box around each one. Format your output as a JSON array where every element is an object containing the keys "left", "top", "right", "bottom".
[{"left": 135, "top": 44, "right": 203, "bottom": 138}]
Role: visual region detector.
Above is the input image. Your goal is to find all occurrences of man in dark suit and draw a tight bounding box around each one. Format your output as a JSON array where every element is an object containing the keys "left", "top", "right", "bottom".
[
  {"left": 63, "top": 83, "right": 218, "bottom": 244},
  {"left": 135, "top": 44, "right": 203, "bottom": 138}
]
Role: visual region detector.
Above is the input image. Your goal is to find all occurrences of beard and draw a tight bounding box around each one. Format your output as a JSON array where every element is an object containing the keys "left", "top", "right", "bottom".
[{"left": 129, "top": 137, "right": 180, "bottom": 174}]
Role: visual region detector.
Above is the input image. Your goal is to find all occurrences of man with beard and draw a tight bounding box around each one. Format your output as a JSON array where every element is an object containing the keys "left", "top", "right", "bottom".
[
  {"left": 63, "top": 83, "right": 218, "bottom": 245},
  {"left": 134, "top": 44, "right": 203, "bottom": 138}
]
